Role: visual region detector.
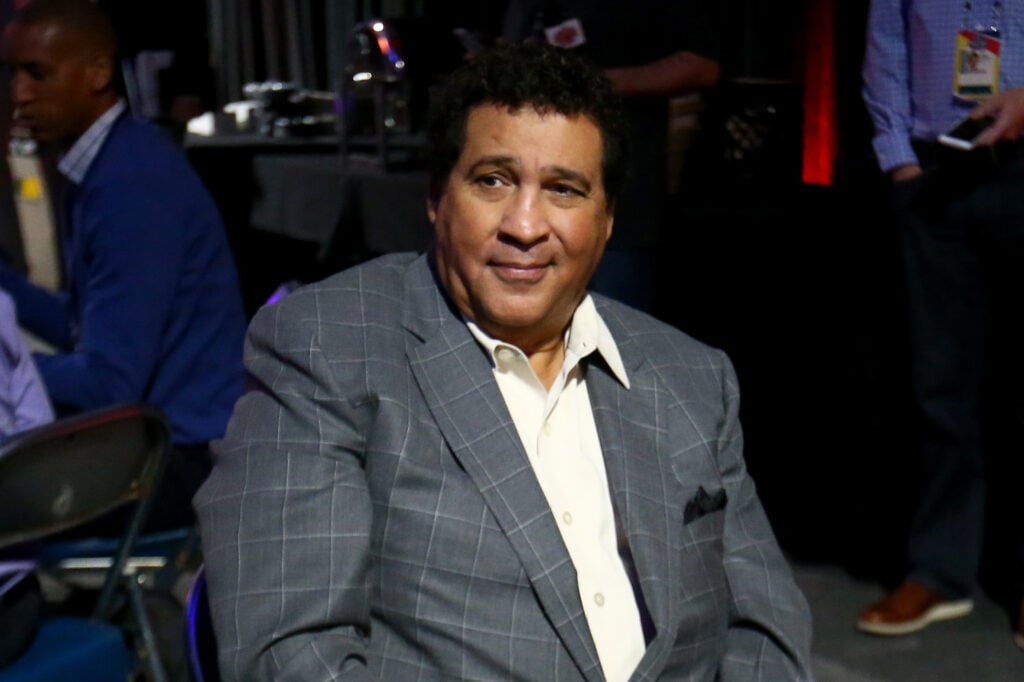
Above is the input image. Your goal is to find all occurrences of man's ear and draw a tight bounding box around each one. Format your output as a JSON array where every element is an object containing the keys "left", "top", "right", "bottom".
[
  {"left": 426, "top": 177, "right": 444, "bottom": 225},
  {"left": 427, "top": 177, "right": 448, "bottom": 225},
  {"left": 85, "top": 53, "right": 114, "bottom": 93}
]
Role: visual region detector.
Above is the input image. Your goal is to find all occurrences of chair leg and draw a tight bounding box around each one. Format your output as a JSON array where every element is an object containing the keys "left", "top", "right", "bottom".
[
  {"left": 151, "top": 525, "right": 203, "bottom": 595},
  {"left": 128, "top": 573, "right": 168, "bottom": 682}
]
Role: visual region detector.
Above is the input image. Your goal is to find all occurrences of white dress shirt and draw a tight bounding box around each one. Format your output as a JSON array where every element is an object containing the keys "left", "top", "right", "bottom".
[{"left": 466, "top": 295, "right": 644, "bottom": 682}]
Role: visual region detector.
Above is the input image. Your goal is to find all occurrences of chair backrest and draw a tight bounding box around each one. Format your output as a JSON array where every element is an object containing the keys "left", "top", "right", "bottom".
[
  {"left": 0, "top": 403, "right": 170, "bottom": 617},
  {"left": 185, "top": 564, "right": 220, "bottom": 682}
]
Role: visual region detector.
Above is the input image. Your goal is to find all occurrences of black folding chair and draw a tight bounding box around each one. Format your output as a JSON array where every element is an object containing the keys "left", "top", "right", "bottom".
[{"left": 0, "top": 403, "right": 171, "bottom": 682}]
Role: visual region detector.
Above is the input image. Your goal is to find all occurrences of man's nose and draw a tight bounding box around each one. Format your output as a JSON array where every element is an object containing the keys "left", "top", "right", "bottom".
[
  {"left": 500, "top": 188, "right": 549, "bottom": 245},
  {"left": 11, "top": 72, "right": 33, "bottom": 105}
]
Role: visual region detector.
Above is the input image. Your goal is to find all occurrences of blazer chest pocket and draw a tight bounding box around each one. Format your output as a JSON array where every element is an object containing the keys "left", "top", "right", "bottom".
[
  {"left": 677, "top": 485, "right": 727, "bottom": 581},
  {"left": 681, "top": 495, "right": 726, "bottom": 546},
  {"left": 684, "top": 485, "right": 727, "bottom": 525}
]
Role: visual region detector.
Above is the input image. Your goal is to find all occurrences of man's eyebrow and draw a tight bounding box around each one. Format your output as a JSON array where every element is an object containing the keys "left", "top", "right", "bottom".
[
  {"left": 464, "top": 155, "right": 519, "bottom": 176},
  {"left": 546, "top": 165, "right": 593, "bottom": 193},
  {"left": 464, "top": 156, "right": 593, "bottom": 192}
]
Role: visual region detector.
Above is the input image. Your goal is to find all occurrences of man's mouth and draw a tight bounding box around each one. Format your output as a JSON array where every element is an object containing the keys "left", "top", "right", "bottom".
[
  {"left": 10, "top": 110, "right": 33, "bottom": 133},
  {"left": 491, "top": 260, "right": 549, "bottom": 282}
]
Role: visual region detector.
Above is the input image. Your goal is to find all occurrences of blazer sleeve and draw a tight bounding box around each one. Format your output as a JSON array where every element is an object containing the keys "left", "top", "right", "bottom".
[
  {"left": 34, "top": 179, "right": 190, "bottom": 411},
  {"left": 714, "top": 352, "right": 815, "bottom": 680},
  {"left": 194, "top": 296, "right": 376, "bottom": 681}
]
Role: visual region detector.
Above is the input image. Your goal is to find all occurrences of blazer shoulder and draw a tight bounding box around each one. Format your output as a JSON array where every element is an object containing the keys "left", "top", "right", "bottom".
[
  {"left": 594, "top": 294, "right": 726, "bottom": 362},
  {"left": 93, "top": 116, "right": 179, "bottom": 168},
  {"left": 294, "top": 252, "right": 416, "bottom": 298},
  {"left": 243, "top": 254, "right": 424, "bottom": 403},
  {"left": 249, "top": 253, "right": 420, "bottom": 333},
  {"left": 86, "top": 116, "right": 210, "bottom": 199}
]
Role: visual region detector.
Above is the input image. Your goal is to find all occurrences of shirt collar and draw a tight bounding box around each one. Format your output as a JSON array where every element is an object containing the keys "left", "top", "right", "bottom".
[
  {"left": 58, "top": 99, "right": 126, "bottom": 184},
  {"left": 465, "top": 294, "right": 631, "bottom": 389}
]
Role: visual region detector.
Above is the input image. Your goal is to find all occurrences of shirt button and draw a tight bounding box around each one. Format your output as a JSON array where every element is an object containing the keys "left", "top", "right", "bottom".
[
  {"left": 562, "top": 511, "right": 573, "bottom": 525},
  {"left": 594, "top": 593, "right": 605, "bottom": 607},
  {"left": 542, "top": 421, "right": 552, "bottom": 436},
  {"left": 497, "top": 347, "right": 516, "bottom": 362}
]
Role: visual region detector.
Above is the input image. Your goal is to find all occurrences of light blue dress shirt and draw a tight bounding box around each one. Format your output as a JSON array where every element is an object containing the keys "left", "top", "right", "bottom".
[
  {"left": 0, "top": 289, "right": 54, "bottom": 438},
  {"left": 863, "top": 0, "right": 1024, "bottom": 172},
  {"left": 58, "top": 99, "right": 125, "bottom": 184}
]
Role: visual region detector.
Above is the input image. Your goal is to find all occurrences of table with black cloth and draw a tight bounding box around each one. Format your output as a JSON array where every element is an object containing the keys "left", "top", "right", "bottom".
[{"left": 184, "top": 133, "right": 432, "bottom": 316}]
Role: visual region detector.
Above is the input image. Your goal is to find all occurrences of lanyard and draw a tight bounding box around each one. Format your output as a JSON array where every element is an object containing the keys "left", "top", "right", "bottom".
[{"left": 963, "top": 1, "right": 1003, "bottom": 36}]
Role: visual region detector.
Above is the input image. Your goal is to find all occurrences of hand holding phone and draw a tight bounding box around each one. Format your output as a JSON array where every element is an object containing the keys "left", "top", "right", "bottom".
[{"left": 938, "top": 114, "right": 997, "bottom": 150}]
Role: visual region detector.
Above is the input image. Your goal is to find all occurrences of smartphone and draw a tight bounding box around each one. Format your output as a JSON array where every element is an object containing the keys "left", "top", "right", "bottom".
[{"left": 937, "top": 114, "right": 996, "bottom": 150}]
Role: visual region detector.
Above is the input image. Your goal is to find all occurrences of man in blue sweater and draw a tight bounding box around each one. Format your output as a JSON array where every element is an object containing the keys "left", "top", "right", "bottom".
[{"left": 0, "top": 0, "right": 246, "bottom": 529}]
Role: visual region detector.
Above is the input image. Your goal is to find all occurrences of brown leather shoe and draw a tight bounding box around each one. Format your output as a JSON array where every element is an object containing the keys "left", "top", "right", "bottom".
[{"left": 857, "top": 580, "right": 974, "bottom": 636}]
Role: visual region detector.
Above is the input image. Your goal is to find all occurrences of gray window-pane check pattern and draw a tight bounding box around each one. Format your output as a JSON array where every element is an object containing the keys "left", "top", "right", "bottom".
[{"left": 195, "top": 253, "right": 813, "bottom": 681}]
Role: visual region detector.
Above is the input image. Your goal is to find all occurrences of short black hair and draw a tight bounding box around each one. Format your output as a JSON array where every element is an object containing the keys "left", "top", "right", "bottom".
[
  {"left": 426, "top": 40, "right": 628, "bottom": 205},
  {"left": 12, "top": 0, "right": 117, "bottom": 59}
]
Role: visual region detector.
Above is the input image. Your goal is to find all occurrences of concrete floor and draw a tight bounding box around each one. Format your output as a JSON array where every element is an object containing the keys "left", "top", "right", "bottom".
[{"left": 792, "top": 560, "right": 1024, "bottom": 682}]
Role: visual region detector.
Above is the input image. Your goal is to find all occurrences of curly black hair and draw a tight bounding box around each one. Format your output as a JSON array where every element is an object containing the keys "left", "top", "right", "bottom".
[{"left": 425, "top": 40, "right": 629, "bottom": 206}]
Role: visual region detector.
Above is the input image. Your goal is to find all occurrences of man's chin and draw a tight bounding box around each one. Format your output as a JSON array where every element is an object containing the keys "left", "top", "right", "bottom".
[
  {"left": 480, "top": 300, "right": 576, "bottom": 337},
  {"left": 20, "top": 129, "right": 51, "bottom": 145}
]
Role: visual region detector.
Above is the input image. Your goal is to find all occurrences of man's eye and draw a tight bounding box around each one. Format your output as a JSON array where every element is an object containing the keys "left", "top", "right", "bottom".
[
  {"left": 550, "top": 183, "right": 583, "bottom": 197},
  {"left": 476, "top": 174, "right": 506, "bottom": 189}
]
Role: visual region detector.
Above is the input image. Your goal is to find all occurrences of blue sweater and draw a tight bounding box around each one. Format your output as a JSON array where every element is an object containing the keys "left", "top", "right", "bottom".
[{"left": 0, "top": 116, "right": 246, "bottom": 446}]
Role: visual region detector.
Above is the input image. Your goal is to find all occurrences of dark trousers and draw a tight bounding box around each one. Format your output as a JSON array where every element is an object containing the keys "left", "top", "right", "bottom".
[{"left": 896, "top": 142, "right": 1024, "bottom": 598}]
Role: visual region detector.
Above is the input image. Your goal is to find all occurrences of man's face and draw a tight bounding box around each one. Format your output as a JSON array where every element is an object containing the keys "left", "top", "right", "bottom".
[
  {"left": 4, "top": 21, "right": 102, "bottom": 146},
  {"left": 430, "top": 104, "right": 613, "bottom": 351}
]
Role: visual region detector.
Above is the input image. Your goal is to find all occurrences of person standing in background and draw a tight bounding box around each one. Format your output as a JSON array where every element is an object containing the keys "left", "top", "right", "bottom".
[{"left": 861, "top": 0, "right": 1024, "bottom": 648}]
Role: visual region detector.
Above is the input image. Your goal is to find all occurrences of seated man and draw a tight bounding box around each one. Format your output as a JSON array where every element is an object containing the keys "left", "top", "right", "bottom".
[
  {"left": 196, "top": 41, "right": 813, "bottom": 681},
  {"left": 0, "top": 0, "right": 246, "bottom": 529},
  {"left": 0, "top": 291, "right": 51, "bottom": 668}
]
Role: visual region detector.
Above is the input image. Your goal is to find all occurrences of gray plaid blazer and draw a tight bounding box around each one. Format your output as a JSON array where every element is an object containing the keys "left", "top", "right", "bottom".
[{"left": 195, "top": 253, "right": 813, "bottom": 681}]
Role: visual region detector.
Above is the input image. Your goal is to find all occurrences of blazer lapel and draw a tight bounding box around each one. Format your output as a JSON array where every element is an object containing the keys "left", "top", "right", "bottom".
[
  {"left": 587, "top": 312, "right": 680, "bottom": 674},
  {"left": 402, "top": 257, "right": 604, "bottom": 681}
]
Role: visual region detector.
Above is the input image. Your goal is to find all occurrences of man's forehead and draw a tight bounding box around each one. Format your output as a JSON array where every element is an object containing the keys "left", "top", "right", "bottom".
[
  {"left": 461, "top": 104, "right": 604, "bottom": 163},
  {"left": 467, "top": 102, "right": 597, "bottom": 128},
  {"left": 5, "top": 21, "right": 78, "bottom": 59}
]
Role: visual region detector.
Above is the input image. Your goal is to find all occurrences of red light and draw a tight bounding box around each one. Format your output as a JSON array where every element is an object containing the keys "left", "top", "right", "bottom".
[{"left": 802, "top": 0, "right": 836, "bottom": 186}]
